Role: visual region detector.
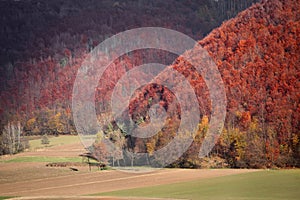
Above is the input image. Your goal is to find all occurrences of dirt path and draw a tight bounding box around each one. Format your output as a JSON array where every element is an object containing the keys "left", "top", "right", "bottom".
[
  {"left": 0, "top": 168, "right": 259, "bottom": 197},
  {"left": 0, "top": 138, "right": 259, "bottom": 199},
  {"left": 9, "top": 196, "right": 180, "bottom": 200}
]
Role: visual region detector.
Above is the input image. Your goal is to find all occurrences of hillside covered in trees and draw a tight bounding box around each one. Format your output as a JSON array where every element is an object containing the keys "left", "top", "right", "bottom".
[
  {"left": 125, "top": 0, "right": 300, "bottom": 168},
  {"left": 197, "top": 0, "right": 300, "bottom": 168},
  {"left": 0, "top": 0, "right": 258, "bottom": 154},
  {"left": 0, "top": 0, "right": 299, "bottom": 168}
]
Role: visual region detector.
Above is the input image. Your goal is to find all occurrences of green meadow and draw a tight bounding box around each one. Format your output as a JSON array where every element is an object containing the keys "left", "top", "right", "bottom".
[
  {"left": 28, "top": 135, "right": 80, "bottom": 150},
  {"left": 96, "top": 170, "right": 300, "bottom": 200},
  {"left": 1, "top": 156, "right": 82, "bottom": 163}
]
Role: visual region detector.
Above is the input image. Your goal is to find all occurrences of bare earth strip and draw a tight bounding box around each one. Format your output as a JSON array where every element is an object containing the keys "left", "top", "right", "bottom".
[
  {"left": 0, "top": 139, "right": 259, "bottom": 199},
  {"left": 8, "top": 196, "right": 180, "bottom": 200},
  {"left": 0, "top": 168, "right": 258, "bottom": 197}
]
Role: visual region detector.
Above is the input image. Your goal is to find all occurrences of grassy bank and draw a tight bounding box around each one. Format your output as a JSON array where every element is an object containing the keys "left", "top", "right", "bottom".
[
  {"left": 95, "top": 169, "right": 300, "bottom": 200},
  {"left": 1, "top": 156, "right": 82, "bottom": 163},
  {"left": 28, "top": 135, "right": 80, "bottom": 150}
]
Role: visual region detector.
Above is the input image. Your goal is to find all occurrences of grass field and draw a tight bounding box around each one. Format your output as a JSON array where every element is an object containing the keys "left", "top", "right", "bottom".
[
  {"left": 1, "top": 156, "right": 82, "bottom": 163},
  {"left": 96, "top": 170, "right": 300, "bottom": 200},
  {"left": 28, "top": 135, "right": 80, "bottom": 150},
  {"left": 0, "top": 135, "right": 83, "bottom": 163}
]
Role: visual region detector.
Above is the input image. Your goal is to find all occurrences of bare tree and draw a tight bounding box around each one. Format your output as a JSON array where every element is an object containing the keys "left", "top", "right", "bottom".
[{"left": 1, "top": 121, "right": 24, "bottom": 155}]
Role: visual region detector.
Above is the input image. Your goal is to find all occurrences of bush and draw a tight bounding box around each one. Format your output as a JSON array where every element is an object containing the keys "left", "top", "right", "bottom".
[{"left": 41, "top": 134, "right": 50, "bottom": 145}]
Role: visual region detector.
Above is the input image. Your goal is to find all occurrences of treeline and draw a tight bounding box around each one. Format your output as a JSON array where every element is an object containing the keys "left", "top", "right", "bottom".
[
  {"left": 23, "top": 108, "right": 76, "bottom": 135},
  {"left": 0, "top": 108, "right": 75, "bottom": 155},
  {"left": 172, "top": 114, "right": 299, "bottom": 169}
]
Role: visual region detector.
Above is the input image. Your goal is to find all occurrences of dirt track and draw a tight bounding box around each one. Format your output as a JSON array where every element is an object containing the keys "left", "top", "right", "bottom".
[
  {"left": 0, "top": 138, "right": 259, "bottom": 199},
  {"left": 0, "top": 167, "right": 258, "bottom": 197}
]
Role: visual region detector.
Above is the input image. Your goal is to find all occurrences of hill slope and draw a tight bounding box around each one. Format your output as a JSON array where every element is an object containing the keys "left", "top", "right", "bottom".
[
  {"left": 198, "top": 0, "right": 300, "bottom": 167},
  {"left": 0, "top": 0, "right": 299, "bottom": 168},
  {"left": 125, "top": 0, "right": 300, "bottom": 168}
]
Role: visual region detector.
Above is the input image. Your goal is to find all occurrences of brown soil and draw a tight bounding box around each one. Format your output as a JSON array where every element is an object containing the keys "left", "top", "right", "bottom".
[
  {"left": 0, "top": 167, "right": 258, "bottom": 197},
  {"left": 0, "top": 139, "right": 259, "bottom": 199}
]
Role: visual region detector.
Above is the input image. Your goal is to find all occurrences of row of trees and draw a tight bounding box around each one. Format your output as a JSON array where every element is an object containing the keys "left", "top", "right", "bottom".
[
  {"left": 23, "top": 108, "right": 76, "bottom": 135},
  {"left": 93, "top": 111, "right": 299, "bottom": 169},
  {"left": 171, "top": 113, "right": 299, "bottom": 169}
]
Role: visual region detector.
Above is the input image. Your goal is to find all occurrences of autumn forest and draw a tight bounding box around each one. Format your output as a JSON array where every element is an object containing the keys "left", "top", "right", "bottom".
[{"left": 0, "top": 0, "right": 299, "bottom": 169}]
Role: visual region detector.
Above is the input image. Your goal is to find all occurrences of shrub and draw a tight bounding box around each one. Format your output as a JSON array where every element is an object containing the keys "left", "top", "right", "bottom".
[{"left": 41, "top": 134, "right": 50, "bottom": 145}]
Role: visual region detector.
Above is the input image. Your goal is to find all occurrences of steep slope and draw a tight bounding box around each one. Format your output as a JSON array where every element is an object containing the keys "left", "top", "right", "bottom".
[
  {"left": 0, "top": 0, "right": 258, "bottom": 126},
  {"left": 125, "top": 0, "right": 300, "bottom": 168},
  {"left": 0, "top": 0, "right": 299, "bottom": 167},
  {"left": 200, "top": 0, "right": 300, "bottom": 165},
  {"left": 180, "top": 0, "right": 300, "bottom": 167}
]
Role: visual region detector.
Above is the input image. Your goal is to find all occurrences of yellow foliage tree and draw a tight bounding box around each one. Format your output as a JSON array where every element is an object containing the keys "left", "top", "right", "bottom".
[{"left": 49, "top": 112, "right": 64, "bottom": 134}]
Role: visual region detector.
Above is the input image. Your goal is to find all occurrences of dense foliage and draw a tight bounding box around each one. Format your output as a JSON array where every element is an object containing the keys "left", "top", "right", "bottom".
[
  {"left": 98, "top": 0, "right": 300, "bottom": 168},
  {"left": 0, "top": 0, "right": 258, "bottom": 154},
  {"left": 0, "top": 0, "right": 299, "bottom": 168},
  {"left": 136, "top": 0, "right": 300, "bottom": 168}
]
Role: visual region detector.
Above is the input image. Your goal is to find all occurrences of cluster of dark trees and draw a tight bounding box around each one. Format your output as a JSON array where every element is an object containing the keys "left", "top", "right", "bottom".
[{"left": 0, "top": 0, "right": 259, "bottom": 65}]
